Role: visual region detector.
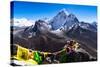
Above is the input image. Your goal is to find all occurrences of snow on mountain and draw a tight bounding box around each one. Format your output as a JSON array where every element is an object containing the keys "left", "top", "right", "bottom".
[
  {"left": 23, "top": 19, "right": 52, "bottom": 38},
  {"left": 91, "top": 22, "right": 97, "bottom": 28},
  {"left": 34, "top": 20, "right": 51, "bottom": 32},
  {"left": 50, "top": 8, "right": 69, "bottom": 30},
  {"left": 50, "top": 28, "right": 65, "bottom": 38},
  {"left": 11, "top": 18, "right": 35, "bottom": 27},
  {"left": 50, "top": 8, "right": 79, "bottom": 31},
  {"left": 49, "top": 8, "right": 96, "bottom": 33},
  {"left": 79, "top": 22, "right": 97, "bottom": 32},
  {"left": 62, "top": 13, "right": 79, "bottom": 31}
]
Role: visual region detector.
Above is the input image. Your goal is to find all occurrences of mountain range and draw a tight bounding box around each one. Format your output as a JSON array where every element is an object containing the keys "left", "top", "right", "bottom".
[{"left": 11, "top": 8, "right": 97, "bottom": 59}]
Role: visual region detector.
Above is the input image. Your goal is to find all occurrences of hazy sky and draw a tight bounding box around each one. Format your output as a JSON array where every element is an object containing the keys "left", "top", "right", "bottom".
[{"left": 11, "top": 1, "right": 97, "bottom": 23}]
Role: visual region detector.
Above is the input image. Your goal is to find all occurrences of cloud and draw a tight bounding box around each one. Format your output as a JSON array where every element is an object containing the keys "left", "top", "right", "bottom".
[{"left": 11, "top": 18, "right": 35, "bottom": 27}]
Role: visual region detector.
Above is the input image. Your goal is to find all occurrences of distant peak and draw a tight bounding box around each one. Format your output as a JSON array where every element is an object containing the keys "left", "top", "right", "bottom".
[
  {"left": 92, "top": 21, "right": 97, "bottom": 24},
  {"left": 59, "top": 8, "right": 69, "bottom": 15}
]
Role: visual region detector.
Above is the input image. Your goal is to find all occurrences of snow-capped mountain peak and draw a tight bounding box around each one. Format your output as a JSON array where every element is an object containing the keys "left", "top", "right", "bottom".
[
  {"left": 50, "top": 8, "right": 80, "bottom": 31},
  {"left": 61, "top": 13, "right": 79, "bottom": 32},
  {"left": 24, "top": 20, "right": 51, "bottom": 34},
  {"left": 58, "top": 8, "right": 69, "bottom": 16},
  {"left": 50, "top": 8, "right": 69, "bottom": 30}
]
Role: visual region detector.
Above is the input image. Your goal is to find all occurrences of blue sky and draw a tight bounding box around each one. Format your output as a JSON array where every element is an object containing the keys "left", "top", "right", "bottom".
[{"left": 11, "top": 1, "right": 97, "bottom": 23}]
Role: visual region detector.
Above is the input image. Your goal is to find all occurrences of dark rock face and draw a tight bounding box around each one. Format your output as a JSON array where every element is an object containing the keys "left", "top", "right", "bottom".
[
  {"left": 12, "top": 20, "right": 67, "bottom": 52},
  {"left": 66, "top": 24, "right": 97, "bottom": 58},
  {"left": 12, "top": 32, "right": 67, "bottom": 52}
]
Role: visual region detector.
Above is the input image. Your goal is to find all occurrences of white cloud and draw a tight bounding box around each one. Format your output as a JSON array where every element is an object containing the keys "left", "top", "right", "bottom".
[{"left": 11, "top": 18, "right": 35, "bottom": 27}]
